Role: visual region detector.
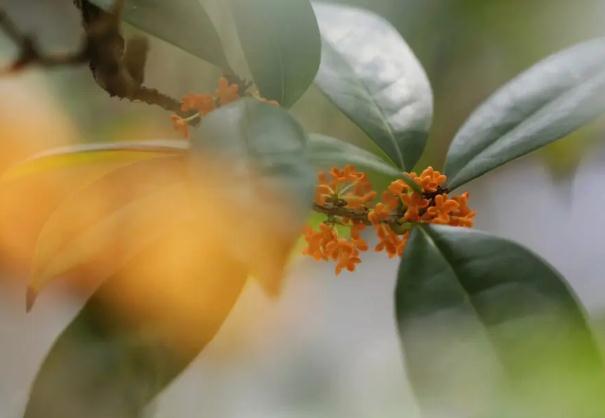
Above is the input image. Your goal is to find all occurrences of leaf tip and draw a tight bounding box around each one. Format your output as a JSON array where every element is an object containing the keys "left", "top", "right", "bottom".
[{"left": 26, "top": 286, "right": 38, "bottom": 313}]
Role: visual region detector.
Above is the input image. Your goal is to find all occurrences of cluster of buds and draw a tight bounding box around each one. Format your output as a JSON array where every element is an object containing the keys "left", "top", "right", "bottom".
[
  {"left": 170, "top": 76, "right": 278, "bottom": 139},
  {"left": 303, "top": 166, "right": 475, "bottom": 274}
]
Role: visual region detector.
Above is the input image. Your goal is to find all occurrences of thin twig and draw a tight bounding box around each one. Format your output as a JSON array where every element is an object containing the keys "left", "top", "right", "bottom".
[
  {"left": 0, "top": 9, "right": 88, "bottom": 74},
  {"left": 313, "top": 186, "right": 451, "bottom": 231},
  {"left": 313, "top": 203, "right": 373, "bottom": 225},
  {"left": 0, "top": 2, "right": 186, "bottom": 115}
]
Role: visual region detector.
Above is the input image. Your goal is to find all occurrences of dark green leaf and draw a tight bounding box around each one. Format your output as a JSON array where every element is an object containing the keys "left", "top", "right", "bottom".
[
  {"left": 231, "top": 0, "right": 321, "bottom": 107},
  {"left": 88, "top": 0, "right": 230, "bottom": 69},
  {"left": 396, "top": 225, "right": 605, "bottom": 418},
  {"left": 314, "top": 3, "right": 433, "bottom": 171},
  {"left": 307, "top": 133, "right": 421, "bottom": 192},
  {"left": 308, "top": 133, "right": 399, "bottom": 176},
  {"left": 445, "top": 38, "right": 605, "bottom": 189}
]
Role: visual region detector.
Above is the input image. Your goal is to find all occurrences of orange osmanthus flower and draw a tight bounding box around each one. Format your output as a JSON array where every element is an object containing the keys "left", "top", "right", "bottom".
[
  {"left": 181, "top": 93, "right": 216, "bottom": 115},
  {"left": 423, "top": 194, "right": 460, "bottom": 224},
  {"left": 315, "top": 165, "right": 376, "bottom": 209},
  {"left": 170, "top": 76, "right": 280, "bottom": 139},
  {"left": 409, "top": 166, "right": 447, "bottom": 193},
  {"left": 304, "top": 165, "right": 476, "bottom": 274},
  {"left": 401, "top": 192, "right": 429, "bottom": 222}
]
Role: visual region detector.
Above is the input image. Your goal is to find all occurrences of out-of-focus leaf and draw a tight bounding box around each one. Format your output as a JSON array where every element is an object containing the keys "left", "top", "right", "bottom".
[
  {"left": 445, "top": 38, "right": 605, "bottom": 189},
  {"left": 192, "top": 99, "right": 315, "bottom": 293},
  {"left": 313, "top": 3, "right": 433, "bottom": 171},
  {"left": 25, "top": 132, "right": 307, "bottom": 417},
  {"left": 1, "top": 145, "right": 185, "bottom": 274},
  {"left": 25, "top": 219, "right": 248, "bottom": 418},
  {"left": 231, "top": 0, "right": 321, "bottom": 107},
  {"left": 2, "top": 140, "right": 188, "bottom": 182},
  {"left": 307, "top": 133, "right": 421, "bottom": 192},
  {"left": 396, "top": 225, "right": 605, "bottom": 418},
  {"left": 28, "top": 157, "right": 188, "bottom": 300},
  {"left": 192, "top": 98, "right": 315, "bottom": 214},
  {"left": 88, "top": 0, "right": 230, "bottom": 69}
]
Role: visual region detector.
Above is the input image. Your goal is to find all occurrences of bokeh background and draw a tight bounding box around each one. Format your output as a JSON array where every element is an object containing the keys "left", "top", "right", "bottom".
[{"left": 2, "top": 0, "right": 605, "bottom": 417}]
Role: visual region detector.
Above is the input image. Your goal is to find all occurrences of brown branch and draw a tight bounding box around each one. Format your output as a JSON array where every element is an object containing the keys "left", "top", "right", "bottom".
[
  {"left": 130, "top": 87, "right": 181, "bottom": 112},
  {"left": 75, "top": 0, "right": 186, "bottom": 113},
  {"left": 313, "top": 203, "right": 373, "bottom": 225},
  {"left": 0, "top": 9, "right": 88, "bottom": 74},
  {"left": 313, "top": 187, "right": 451, "bottom": 231},
  {"left": 312, "top": 203, "right": 409, "bottom": 230},
  {"left": 0, "top": 2, "right": 186, "bottom": 114}
]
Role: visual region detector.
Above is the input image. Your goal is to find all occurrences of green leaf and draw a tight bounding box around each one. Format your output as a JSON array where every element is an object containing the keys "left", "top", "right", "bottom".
[
  {"left": 307, "top": 133, "right": 399, "bottom": 175},
  {"left": 307, "top": 133, "right": 421, "bottom": 192},
  {"left": 396, "top": 225, "right": 605, "bottom": 418},
  {"left": 88, "top": 0, "right": 230, "bottom": 69},
  {"left": 313, "top": 3, "right": 433, "bottom": 171},
  {"left": 191, "top": 99, "right": 315, "bottom": 294},
  {"left": 231, "top": 0, "right": 321, "bottom": 107},
  {"left": 28, "top": 157, "right": 187, "bottom": 298},
  {"left": 25, "top": 160, "right": 248, "bottom": 418},
  {"left": 445, "top": 38, "right": 605, "bottom": 189},
  {"left": 25, "top": 222, "right": 248, "bottom": 418},
  {"left": 2, "top": 140, "right": 188, "bottom": 182},
  {"left": 191, "top": 98, "right": 315, "bottom": 214}
]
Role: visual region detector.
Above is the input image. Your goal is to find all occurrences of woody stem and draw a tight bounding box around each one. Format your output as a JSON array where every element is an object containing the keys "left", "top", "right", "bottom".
[
  {"left": 312, "top": 203, "right": 372, "bottom": 225},
  {"left": 312, "top": 203, "right": 408, "bottom": 231}
]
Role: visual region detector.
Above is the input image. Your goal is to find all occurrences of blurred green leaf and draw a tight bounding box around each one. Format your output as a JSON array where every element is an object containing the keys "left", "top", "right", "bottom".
[
  {"left": 88, "top": 0, "right": 230, "bottom": 69},
  {"left": 307, "top": 133, "right": 421, "bottom": 192},
  {"left": 445, "top": 38, "right": 605, "bottom": 190},
  {"left": 28, "top": 157, "right": 187, "bottom": 299},
  {"left": 397, "top": 225, "right": 605, "bottom": 418},
  {"left": 191, "top": 99, "right": 315, "bottom": 295},
  {"left": 314, "top": 3, "right": 433, "bottom": 171},
  {"left": 192, "top": 99, "right": 315, "bottom": 214},
  {"left": 25, "top": 221, "right": 247, "bottom": 418},
  {"left": 231, "top": 0, "right": 321, "bottom": 107},
  {"left": 2, "top": 140, "right": 188, "bottom": 182}
]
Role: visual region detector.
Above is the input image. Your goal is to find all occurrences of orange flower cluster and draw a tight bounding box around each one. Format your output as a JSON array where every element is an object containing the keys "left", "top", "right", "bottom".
[
  {"left": 303, "top": 223, "right": 368, "bottom": 274},
  {"left": 303, "top": 166, "right": 376, "bottom": 274},
  {"left": 303, "top": 165, "right": 475, "bottom": 274},
  {"left": 170, "top": 77, "right": 279, "bottom": 139},
  {"left": 314, "top": 166, "right": 377, "bottom": 208}
]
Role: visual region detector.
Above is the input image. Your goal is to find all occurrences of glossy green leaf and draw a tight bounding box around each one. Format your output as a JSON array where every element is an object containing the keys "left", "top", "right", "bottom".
[
  {"left": 2, "top": 140, "right": 188, "bottom": 182},
  {"left": 231, "top": 0, "right": 321, "bottom": 107},
  {"left": 307, "top": 133, "right": 421, "bottom": 192},
  {"left": 313, "top": 3, "right": 433, "bottom": 171},
  {"left": 88, "top": 0, "right": 230, "bottom": 69},
  {"left": 396, "top": 225, "right": 605, "bottom": 418},
  {"left": 308, "top": 133, "right": 399, "bottom": 176},
  {"left": 445, "top": 38, "right": 605, "bottom": 189}
]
